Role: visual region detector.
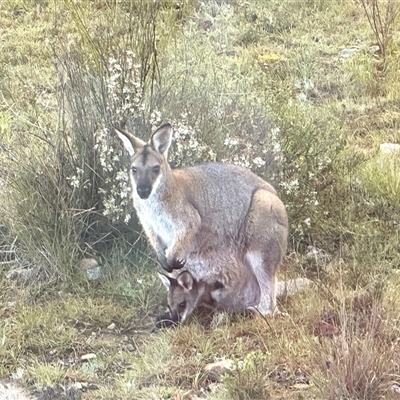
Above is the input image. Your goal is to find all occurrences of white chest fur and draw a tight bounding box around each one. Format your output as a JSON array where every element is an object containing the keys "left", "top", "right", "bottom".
[{"left": 134, "top": 194, "right": 183, "bottom": 252}]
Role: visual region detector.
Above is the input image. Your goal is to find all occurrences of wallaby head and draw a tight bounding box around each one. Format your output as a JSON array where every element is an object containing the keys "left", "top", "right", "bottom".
[
  {"left": 158, "top": 271, "right": 208, "bottom": 324},
  {"left": 115, "top": 124, "right": 173, "bottom": 199}
]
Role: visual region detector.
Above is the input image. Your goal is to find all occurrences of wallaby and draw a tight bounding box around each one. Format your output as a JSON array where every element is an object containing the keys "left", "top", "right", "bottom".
[
  {"left": 158, "top": 270, "right": 312, "bottom": 325},
  {"left": 116, "top": 123, "right": 288, "bottom": 316},
  {"left": 158, "top": 249, "right": 262, "bottom": 324}
]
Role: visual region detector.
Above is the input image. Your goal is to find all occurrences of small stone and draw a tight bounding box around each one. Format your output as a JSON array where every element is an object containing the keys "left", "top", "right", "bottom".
[
  {"left": 305, "top": 246, "right": 331, "bottom": 263},
  {"left": 80, "top": 353, "right": 96, "bottom": 361},
  {"left": 86, "top": 266, "right": 103, "bottom": 280},
  {"left": 6, "top": 266, "right": 33, "bottom": 281},
  {"left": 107, "top": 323, "right": 116, "bottom": 330},
  {"left": 72, "top": 382, "right": 83, "bottom": 390},
  {"left": 204, "top": 359, "right": 233, "bottom": 381},
  {"left": 369, "top": 45, "right": 380, "bottom": 54},
  {"left": 276, "top": 278, "right": 313, "bottom": 298},
  {"left": 124, "top": 344, "right": 135, "bottom": 352},
  {"left": 379, "top": 143, "right": 400, "bottom": 155},
  {"left": 65, "top": 386, "right": 82, "bottom": 400},
  {"left": 36, "top": 386, "right": 57, "bottom": 400},
  {"left": 0, "top": 380, "right": 31, "bottom": 400},
  {"left": 86, "top": 383, "right": 99, "bottom": 390},
  {"left": 339, "top": 46, "right": 359, "bottom": 59},
  {"left": 78, "top": 258, "right": 103, "bottom": 281},
  {"left": 293, "top": 383, "right": 310, "bottom": 390},
  {"left": 392, "top": 383, "right": 400, "bottom": 394}
]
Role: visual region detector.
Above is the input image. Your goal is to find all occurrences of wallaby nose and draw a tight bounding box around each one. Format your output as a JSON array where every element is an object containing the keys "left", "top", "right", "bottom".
[
  {"left": 137, "top": 186, "right": 151, "bottom": 199},
  {"left": 170, "top": 310, "right": 180, "bottom": 324}
]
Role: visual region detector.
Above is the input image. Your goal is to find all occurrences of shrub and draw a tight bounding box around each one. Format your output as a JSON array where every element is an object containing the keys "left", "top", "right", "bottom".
[{"left": 0, "top": 0, "right": 197, "bottom": 279}]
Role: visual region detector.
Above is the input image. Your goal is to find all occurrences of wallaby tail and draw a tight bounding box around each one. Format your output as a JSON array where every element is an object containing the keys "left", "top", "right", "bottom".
[{"left": 276, "top": 278, "right": 313, "bottom": 299}]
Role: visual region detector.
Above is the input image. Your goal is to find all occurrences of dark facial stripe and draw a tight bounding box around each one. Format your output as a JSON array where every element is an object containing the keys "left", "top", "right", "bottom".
[{"left": 142, "top": 144, "right": 149, "bottom": 165}]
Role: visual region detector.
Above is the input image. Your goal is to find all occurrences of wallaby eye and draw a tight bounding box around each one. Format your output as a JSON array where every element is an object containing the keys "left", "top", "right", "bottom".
[
  {"left": 131, "top": 166, "right": 137, "bottom": 174},
  {"left": 178, "top": 301, "right": 186, "bottom": 309},
  {"left": 152, "top": 165, "right": 160, "bottom": 174}
]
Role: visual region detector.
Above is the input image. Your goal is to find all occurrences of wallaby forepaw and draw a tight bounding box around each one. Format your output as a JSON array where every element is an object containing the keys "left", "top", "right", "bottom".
[{"left": 170, "top": 258, "right": 186, "bottom": 270}]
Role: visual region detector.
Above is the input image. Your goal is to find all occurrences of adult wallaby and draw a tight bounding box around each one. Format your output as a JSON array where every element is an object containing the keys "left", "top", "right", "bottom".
[
  {"left": 115, "top": 123, "right": 288, "bottom": 316},
  {"left": 158, "top": 270, "right": 312, "bottom": 325}
]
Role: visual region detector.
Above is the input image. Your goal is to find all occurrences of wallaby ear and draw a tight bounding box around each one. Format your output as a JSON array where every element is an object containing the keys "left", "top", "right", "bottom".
[
  {"left": 177, "top": 271, "right": 194, "bottom": 291},
  {"left": 150, "top": 123, "right": 173, "bottom": 156},
  {"left": 158, "top": 272, "right": 174, "bottom": 291},
  {"left": 115, "top": 127, "right": 146, "bottom": 157}
]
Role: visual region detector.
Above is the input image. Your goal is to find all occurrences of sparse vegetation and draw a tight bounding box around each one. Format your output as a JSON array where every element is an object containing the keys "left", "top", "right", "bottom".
[{"left": 0, "top": 0, "right": 400, "bottom": 398}]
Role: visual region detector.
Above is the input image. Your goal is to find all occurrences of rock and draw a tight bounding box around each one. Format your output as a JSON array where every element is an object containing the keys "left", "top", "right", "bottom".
[
  {"left": 369, "top": 45, "right": 380, "bottom": 54},
  {"left": 339, "top": 46, "right": 359, "bottom": 59},
  {"left": 123, "top": 343, "right": 135, "bottom": 352},
  {"left": 36, "top": 387, "right": 58, "bottom": 400},
  {"left": 392, "top": 383, "right": 400, "bottom": 394},
  {"left": 77, "top": 258, "right": 103, "bottom": 280},
  {"left": 276, "top": 278, "right": 313, "bottom": 298},
  {"left": 6, "top": 266, "right": 33, "bottom": 281},
  {"left": 204, "top": 359, "right": 233, "bottom": 381},
  {"left": 107, "top": 323, "right": 116, "bottom": 330},
  {"left": 306, "top": 245, "right": 331, "bottom": 263},
  {"left": 379, "top": 143, "right": 400, "bottom": 155},
  {"left": 0, "top": 381, "right": 32, "bottom": 400},
  {"left": 80, "top": 353, "right": 96, "bottom": 361},
  {"left": 292, "top": 383, "right": 310, "bottom": 390},
  {"left": 65, "top": 385, "right": 82, "bottom": 400}
]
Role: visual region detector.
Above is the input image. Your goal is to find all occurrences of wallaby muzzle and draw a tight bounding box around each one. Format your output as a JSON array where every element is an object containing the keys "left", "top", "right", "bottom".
[{"left": 137, "top": 185, "right": 151, "bottom": 199}]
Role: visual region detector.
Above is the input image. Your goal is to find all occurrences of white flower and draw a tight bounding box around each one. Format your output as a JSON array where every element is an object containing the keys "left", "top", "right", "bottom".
[
  {"left": 224, "top": 137, "right": 239, "bottom": 148},
  {"left": 253, "top": 157, "right": 266, "bottom": 167}
]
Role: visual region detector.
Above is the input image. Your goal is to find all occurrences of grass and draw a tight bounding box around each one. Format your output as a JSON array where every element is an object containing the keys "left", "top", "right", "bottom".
[{"left": 0, "top": 0, "right": 400, "bottom": 398}]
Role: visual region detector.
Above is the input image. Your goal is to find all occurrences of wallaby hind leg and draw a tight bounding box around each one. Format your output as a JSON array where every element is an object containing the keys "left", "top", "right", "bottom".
[
  {"left": 244, "top": 250, "right": 278, "bottom": 315},
  {"left": 244, "top": 189, "right": 288, "bottom": 316}
]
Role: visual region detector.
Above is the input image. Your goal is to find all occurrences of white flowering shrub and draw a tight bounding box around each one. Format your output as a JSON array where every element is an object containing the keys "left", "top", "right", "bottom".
[
  {"left": 168, "top": 116, "right": 217, "bottom": 167},
  {"left": 93, "top": 126, "right": 132, "bottom": 224},
  {"left": 222, "top": 124, "right": 283, "bottom": 181},
  {"left": 58, "top": 47, "right": 146, "bottom": 227},
  {"left": 106, "top": 52, "right": 144, "bottom": 126},
  {"left": 10, "top": 1, "right": 171, "bottom": 275}
]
